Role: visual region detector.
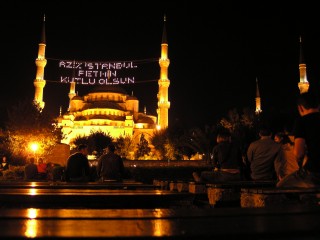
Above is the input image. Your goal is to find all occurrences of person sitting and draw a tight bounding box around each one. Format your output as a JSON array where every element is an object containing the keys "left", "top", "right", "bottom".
[
  {"left": 274, "top": 131, "right": 299, "bottom": 180},
  {"left": 246, "top": 125, "right": 281, "bottom": 181},
  {"left": 65, "top": 144, "right": 90, "bottom": 182},
  {"left": 193, "top": 130, "right": 243, "bottom": 183},
  {"left": 24, "top": 157, "right": 39, "bottom": 181},
  {"left": 277, "top": 91, "right": 320, "bottom": 188},
  {"left": 0, "top": 156, "right": 9, "bottom": 172},
  {"left": 96, "top": 143, "right": 125, "bottom": 181},
  {"left": 37, "top": 157, "right": 48, "bottom": 180}
]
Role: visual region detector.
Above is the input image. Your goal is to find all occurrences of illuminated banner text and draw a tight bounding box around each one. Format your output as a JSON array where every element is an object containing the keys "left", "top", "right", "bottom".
[{"left": 59, "top": 61, "right": 137, "bottom": 85}]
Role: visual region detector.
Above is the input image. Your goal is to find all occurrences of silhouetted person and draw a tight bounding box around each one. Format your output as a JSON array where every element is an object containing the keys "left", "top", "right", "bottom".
[
  {"left": 274, "top": 131, "right": 299, "bottom": 180},
  {"left": 247, "top": 126, "right": 281, "bottom": 181},
  {"left": 37, "top": 157, "right": 47, "bottom": 180},
  {"left": 97, "top": 144, "right": 125, "bottom": 181},
  {"left": 65, "top": 144, "right": 90, "bottom": 182},
  {"left": 193, "top": 130, "right": 243, "bottom": 183},
  {"left": 24, "top": 157, "right": 38, "bottom": 180},
  {"left": 277, "top": 91, "right": 320, "bottom": 188},
  {"left": 0, "top": 156, "right": 9, "bottom": 174}
]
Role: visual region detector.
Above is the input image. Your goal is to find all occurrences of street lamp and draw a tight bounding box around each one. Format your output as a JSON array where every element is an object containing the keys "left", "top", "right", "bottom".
[{"left": 30, "top": 142, "right": 39, "bottom": 160}]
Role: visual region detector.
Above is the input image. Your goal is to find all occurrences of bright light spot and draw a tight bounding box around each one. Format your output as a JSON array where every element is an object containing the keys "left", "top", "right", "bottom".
[
  {"left": 27, "top": 208, "right": 38, "bottom": 219},
  {"left": 30, "top": 143, "right": 39, "bottom": 153}
]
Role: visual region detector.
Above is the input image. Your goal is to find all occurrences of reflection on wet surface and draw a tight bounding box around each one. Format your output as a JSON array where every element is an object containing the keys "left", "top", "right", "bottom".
[
  {"left": 0, "top": 207, "right": 319, "bottom": 238},
  {"left": 25, "top": 219, "right": 37, "bottom": 238},
  {"left": 0, "top": 181, "right": 320, "bottom": 239}
]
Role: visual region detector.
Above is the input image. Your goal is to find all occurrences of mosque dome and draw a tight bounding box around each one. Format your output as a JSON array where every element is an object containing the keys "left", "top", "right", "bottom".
[
  {"left": 72, "top": 95, "right": 83, "bottom": 100},
  {"left": 82, "top": 101, "right": 124, "bottom": 111},
  {"left": 90, "top": 85, "right": 127, "bottom": 94}
]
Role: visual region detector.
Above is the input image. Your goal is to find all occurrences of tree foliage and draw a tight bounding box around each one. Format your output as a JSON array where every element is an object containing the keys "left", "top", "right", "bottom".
[
  {"left": 179, "top": 125, "right": 216, "bottom": 162},
  {"left": 72, "top": 130, "right": 113, "bottom": 156},
  {"left": 150, "top": 129, "right": 168, "bottom": 160},
  {"left": 164, "top": 140, "right": 179, "bottom": 160},
  {"left": 135, "top": 133, "right": 151, "bottom": 159},
  {"left": 4, "top": 99, "right": 62, "bottom": 164},
  {"left": 115, "top": 135, "right": 134, "bottom": 159},
  {"left": 218, "top": 107, "right": 258, "bottom": 154}
]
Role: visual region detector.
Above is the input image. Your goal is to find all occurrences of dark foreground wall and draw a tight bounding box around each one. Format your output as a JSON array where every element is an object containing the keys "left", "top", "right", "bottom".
[
  {"left": 19, "top": 160, "right": 212, "bottom": 184},
  {"left": 123, "top": 160, "right": 212, "bottom": 184},
  {"left": 123, "top": 160, "right": 211, "bottom": 168}
]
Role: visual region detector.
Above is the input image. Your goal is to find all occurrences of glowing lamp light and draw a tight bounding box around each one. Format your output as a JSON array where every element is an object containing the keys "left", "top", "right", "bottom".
[
  {"left": 30, "top": 143, "right": 38, "bottom": 152},
  {"left": 30, "top": 143, "right": 39, "bottom": 157}
]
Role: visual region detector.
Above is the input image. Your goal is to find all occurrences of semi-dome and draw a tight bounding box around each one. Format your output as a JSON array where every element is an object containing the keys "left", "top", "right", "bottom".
[
  {"left": 136, "top": 116, "right": 155, "bottom": 124},
  {"left": 72, "top": 95, "right": 83, "bottom": 100},
  {"left": 127, "top": 95, "right": 138, "bottom": 100}
]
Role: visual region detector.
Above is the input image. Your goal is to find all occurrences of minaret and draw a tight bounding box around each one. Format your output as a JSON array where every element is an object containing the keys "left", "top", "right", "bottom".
[
  {"left": 298, "top": 36, "right": 309, "bottom": 94},
  {"left": 68, "top": 81, "right": 76, "bottom": 111},
  {"left": 157, "top": 15, "right": 170, "bottom": 129},
  {"left": 68, "top": 60, "right": 76, "bottom": 111},
  {"left": 33, "top": 15, "right": 47, "bottom": 110},
  {"left": 255, "top": 78, "right": 262, "bottom": 115}
]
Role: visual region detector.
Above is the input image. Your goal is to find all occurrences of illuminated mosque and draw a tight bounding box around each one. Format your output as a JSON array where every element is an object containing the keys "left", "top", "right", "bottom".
[{"left": 33, "top": 16, "right": 170, "bottom": 150}]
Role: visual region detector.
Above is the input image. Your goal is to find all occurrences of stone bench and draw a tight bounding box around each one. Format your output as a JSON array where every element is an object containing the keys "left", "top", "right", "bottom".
[
  {"left": 158, "top": 180, "right": 209, "bottom": 207},
  {"left": 153, "top": 178, "right": 170, "bottom": 190},
  {"left": 167, "top": 180, "right": 206, "bottom": 193},
  {"left": 188, "top": 181, "right": 207, "bottom": 194},
  {"left": 0, "top": 187, "right": 196, "bottom": 209},
  {"left": 241, "top": 187, "right": 320, "bottom": 208},
  {"left": 153, "top": 179, "right": 194, "bottom": 192},
  {"left": 0, "top": 180, "right": 160, "bottom": 190},
  {"left": 206, "top": 181, "right": 276, "bottom": 207}
]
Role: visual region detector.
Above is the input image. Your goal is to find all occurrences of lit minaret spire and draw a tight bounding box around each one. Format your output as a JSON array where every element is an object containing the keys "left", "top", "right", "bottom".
[
  {"left": 68, "top": 82, "right": 76, "bottom": 111},
  {"left": 68, "top": 60, "right": 76, "bottom": 111},
  {"left": 157, "top": 14, "right": 170, "bottom": 129},
  {"left": 33, "top": 14, "right": 47, "bottom": 110},
  {"left": 255, "top": 78, "right": 262, "bottom": 115},
  {"left": 298, "top": 36, "right": 309, "bottom": 93}
]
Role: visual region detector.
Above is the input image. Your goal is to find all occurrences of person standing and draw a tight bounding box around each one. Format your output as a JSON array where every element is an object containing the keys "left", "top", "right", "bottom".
[
  {"left": 97, "top": 143, "right": 125, "bottom": 181},
  {"left": 65, "top": 144, "right": 90, "bottom": 182},
  {"left": 247, "top": 126, "right": 281, "bottom": 181},
  {"left": 277, "top": 91, "right": 320, "bottom": 188}
]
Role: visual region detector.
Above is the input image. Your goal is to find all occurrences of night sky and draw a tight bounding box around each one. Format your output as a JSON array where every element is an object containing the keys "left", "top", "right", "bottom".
[{"left": 2, "top": 1, "right": 320, "bottom": 130}]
